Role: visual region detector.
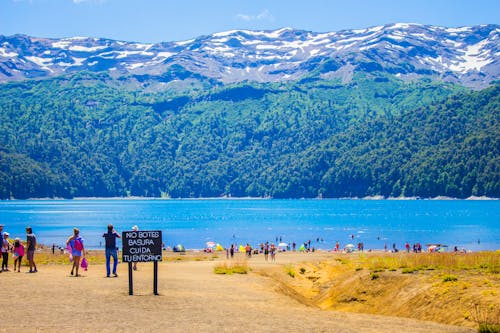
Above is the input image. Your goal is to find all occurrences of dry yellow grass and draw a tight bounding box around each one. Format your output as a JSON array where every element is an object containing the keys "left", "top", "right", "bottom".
[
  {"left": 214, "top": 260, "right": 249, "bottom": 274},
  {"left": 258, "top": 251, "right": 499, "bottom": 330}
]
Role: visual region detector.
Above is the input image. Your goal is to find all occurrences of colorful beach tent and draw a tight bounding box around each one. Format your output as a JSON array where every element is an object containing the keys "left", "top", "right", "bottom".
[
  {"left": 173, "top": 244, "right": 185, "bottom": 252},
  {"left": 239, "top": 245, "right": 246, "bottom": 252},
  {"left": 215, "top": 243, "right": 224, "bottom": 251},
  {"left": 426, "top": 244, "right": 448, "bottom": 252},
  {"left": 298, "top": 244, "right": 306, "bottom": 252}
]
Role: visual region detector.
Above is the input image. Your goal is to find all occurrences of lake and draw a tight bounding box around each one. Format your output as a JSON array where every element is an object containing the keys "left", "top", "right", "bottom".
[{"left": 0, "top": 199, "right": 498, "bottom": 251}]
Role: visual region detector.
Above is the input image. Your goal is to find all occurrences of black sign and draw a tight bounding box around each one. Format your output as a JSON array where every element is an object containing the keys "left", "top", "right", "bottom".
[{"left": 122, "top": 230, "right": 162, "bottom": 263}]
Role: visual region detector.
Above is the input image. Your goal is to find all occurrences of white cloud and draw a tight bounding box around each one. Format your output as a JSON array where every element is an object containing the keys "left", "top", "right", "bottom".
[{"left": 236, "top": 9, "right": 274, "bottom": 22}]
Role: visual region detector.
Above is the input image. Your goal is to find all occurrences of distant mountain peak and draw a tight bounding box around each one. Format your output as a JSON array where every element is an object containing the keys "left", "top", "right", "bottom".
[{"left": 0, "top": 23, "right": 498, "bottom": 88}]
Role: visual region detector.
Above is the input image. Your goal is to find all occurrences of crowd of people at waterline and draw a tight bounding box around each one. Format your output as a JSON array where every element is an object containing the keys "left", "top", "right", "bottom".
[{"left": 1, "top": 223, "right": 472, "bottom": 276}]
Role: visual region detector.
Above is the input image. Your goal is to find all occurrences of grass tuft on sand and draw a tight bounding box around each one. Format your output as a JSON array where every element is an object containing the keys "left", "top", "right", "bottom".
[{"left": 214, "top": 261, "right": 249, "bottom": 275}]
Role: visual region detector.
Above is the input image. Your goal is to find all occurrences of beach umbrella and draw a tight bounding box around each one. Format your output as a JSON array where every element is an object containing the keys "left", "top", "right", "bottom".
[
  {"left": 206, "top": 241, "right": 216, "bottom": 248},
  {"left": 344, "top": 244, "right": 355, "bottom": 253},
  {"left": 427, "top": 245, "right": 437, "bottom": 252},
  {"left": 278, "top": 242, "right": 288, "bottom": 248}
]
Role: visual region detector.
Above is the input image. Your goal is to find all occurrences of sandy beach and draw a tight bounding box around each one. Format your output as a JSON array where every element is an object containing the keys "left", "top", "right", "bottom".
[{"left": 0, "top": 251, "right": 478, "bottom": 333}]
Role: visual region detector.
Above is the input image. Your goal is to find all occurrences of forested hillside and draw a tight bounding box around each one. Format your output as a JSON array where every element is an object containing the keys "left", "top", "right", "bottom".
[{"left": 0, "top": 72, "right": 498, "bottom": 199}]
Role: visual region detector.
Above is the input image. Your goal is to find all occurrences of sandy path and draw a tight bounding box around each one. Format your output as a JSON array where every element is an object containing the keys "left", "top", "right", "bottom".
[{"left": 0, "top": 254, "right": 474, "bottom": 333}]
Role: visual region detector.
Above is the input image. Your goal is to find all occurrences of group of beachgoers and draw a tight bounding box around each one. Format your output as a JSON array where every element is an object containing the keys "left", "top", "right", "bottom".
[
  {"left": 0, "top": 224, "right": 37, "bottom": 273},
  {"left": 0, "top": 223, "right": 129, "bottom": 278}
]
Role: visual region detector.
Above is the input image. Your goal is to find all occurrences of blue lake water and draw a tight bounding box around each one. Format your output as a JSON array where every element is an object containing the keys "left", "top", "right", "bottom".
[{"left": 0, "top": 199, "right": 498, "bottom": 251}]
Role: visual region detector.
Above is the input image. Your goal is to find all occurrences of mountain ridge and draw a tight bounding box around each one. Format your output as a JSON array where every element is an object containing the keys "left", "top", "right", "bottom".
[
  {"left": 1, "top": 23, "right": 498, "bottom": 89},
  {"left": 0, "top": 23, "right": 498, "bottom": 199}
]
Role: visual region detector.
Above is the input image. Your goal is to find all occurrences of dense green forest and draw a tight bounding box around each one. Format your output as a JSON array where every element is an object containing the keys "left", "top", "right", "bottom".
[{"left": 0, "top": 71, "right": 498, "bottom": 199}]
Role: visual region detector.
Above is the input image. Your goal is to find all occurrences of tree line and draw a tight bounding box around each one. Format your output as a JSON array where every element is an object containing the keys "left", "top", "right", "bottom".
[{"left": 0, "top": 71, "right": 498, "bottom": 199}]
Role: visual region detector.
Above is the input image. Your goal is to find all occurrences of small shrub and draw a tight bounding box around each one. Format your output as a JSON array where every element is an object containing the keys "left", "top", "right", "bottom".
[
  {"left": 355, "top": 267, "right": 363, "bottom": 271},
  {"left": 370, "top": 273, "right": 380, "bottom": 280},
  {"left": 442, "top": 275, "right": 458, "bottom": 282},
  {"left": 299, "top": 267, "right": 306, "bottom": 274},
  {"left": 402, "top": 267, "right": 418, "bottom": 274},
  {"left": 489, "top": 266, "right": 500, "bottom": 274},
  {"left": 472, "top": 303, "right": 500, "bottom": 332},
  {"left": 285, "top": 265, "right": 296, "bottom": 278},
  {"left": 214, "top": 261, "right": 248, "bottom": 275},
  {"left": 478, "top": 323, "right": 500, "bottom": 333},
  {"left": 231, "top": 264, "right": 249, "bottom": 274},
  {"left": 335, "top": 258, "right": 347, "bottom": 265}
]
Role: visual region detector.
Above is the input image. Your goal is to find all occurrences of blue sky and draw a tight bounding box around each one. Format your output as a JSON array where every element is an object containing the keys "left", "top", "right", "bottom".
[{"left": 1, "top": 0, "right": 499, "bottom": 43}]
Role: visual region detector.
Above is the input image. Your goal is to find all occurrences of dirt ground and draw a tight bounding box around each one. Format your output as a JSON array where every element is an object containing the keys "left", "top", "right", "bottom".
[{"left": 0, "top": 252, "right": 475, "bottom": 333}]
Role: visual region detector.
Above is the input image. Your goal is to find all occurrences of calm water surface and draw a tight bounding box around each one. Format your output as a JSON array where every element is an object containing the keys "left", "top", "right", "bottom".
[{"left": 0, "top": 199, "right": 498, "bottom": 251}]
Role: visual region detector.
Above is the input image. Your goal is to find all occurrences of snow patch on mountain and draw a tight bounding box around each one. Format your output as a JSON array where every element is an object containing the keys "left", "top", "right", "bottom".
[
  {"left": 450, "top": 40, "right": 492, "bottom": 72},
  {"left": 0, "top": 23, "right": 498, "bottom": 88}
]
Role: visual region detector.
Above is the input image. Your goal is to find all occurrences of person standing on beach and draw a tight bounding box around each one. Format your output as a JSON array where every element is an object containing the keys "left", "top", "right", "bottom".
[
  {"left": 66, "top": 228, "right": 85, "bottom": 277},
  {"left": 270, "top": 243, "right": 276, "bottom": 262},
  {"left": 245, "top": 243, "right": 252, "bottom": 258},
  {"left": 2, "top": 232, "right": 11, "bottom": 271},
  {"left": 103, "top": 224, "right": 120, "bottom": 277},
  {"left": 26, "top": 227, "right": 37, "bottom": 273},
  {"left": 12, "top": 238, "right": 24, "bottom": 272},
  {"left": 230, "top": 244, "right": 235, "bottom": 258},
  {"left": 0, "top": 224, "right": 4, "bottom": 272}
]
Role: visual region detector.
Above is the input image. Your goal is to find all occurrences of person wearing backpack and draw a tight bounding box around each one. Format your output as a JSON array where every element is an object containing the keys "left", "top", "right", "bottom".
[{"left": 66, "top": 228, "right": 85, "bottom": 277}]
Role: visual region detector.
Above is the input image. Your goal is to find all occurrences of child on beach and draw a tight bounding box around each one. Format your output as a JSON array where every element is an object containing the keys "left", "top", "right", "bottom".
[
  {"left": 12, "top": 238, "right": 24, "bottom": 272},
  {"left": 270, "top": 243, "right": 276, "bottom": 262},
  {"left": 2, "top": 232, "right": 11, "bottom": 271}
]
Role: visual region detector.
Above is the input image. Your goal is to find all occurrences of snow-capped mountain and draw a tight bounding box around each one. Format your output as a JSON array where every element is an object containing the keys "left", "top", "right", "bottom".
[{"left": 0, "top": 23, "right": 498, "bottom": 88}]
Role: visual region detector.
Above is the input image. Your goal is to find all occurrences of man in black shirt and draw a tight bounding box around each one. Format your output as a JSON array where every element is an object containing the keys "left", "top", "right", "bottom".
[
  {"left": 102, "top": 224, "right": 120, "bottom": 277},
  {"left": 26, "top": 227, "right": 37, "bottom": 273}
]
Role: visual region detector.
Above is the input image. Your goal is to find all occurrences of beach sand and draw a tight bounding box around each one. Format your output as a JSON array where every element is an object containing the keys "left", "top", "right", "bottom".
[{"left": 0, "top": 251, "right": 474, "bottom": 333}]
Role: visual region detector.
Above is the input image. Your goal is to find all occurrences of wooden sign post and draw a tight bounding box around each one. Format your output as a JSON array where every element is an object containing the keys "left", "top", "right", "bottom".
[{"left": 122, "top": 230, "right": 162, "bottom": 295}]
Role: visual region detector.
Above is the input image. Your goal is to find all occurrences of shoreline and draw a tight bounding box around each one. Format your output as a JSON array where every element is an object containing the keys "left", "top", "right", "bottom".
[{"left": 1, "top": 195, "right": 498, "bottom": 201}]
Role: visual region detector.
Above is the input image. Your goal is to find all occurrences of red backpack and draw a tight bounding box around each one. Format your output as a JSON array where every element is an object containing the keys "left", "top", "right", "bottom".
[{"left": 74, "top": 238, "right": 83, "bottom": 251}]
